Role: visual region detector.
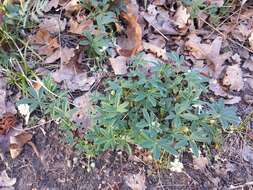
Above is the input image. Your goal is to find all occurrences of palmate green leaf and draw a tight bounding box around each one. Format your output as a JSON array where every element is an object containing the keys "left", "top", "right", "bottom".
[
  {"left": 159, "top": 139, "right": 178, "bottom": 156},
  {"left": 180, "top": 112, "right": 199, "bottom": 121},
  {"left": 190, "top": 140, "right": 199, "bottom": 157},
  {"left": 175, "top": 139, "right": 188, "bottom": 149},
  {"left": 208, "top": 99, "right": 239, "bottom": 129},
  {"left": 96, "top": 11, "right": 116, "bottom": 26}
]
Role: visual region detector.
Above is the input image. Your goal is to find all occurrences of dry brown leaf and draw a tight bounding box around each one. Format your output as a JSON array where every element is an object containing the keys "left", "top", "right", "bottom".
[
  {"left": 224, "top": 96, "right": 242, "bottom": 105},
  {"left": 0, "top": 77, "right": 16, "bottom": 118},
  {"left": 117, "top": 12, "right": 142, "bottom": 57},
  {"left": 0, "top": 170, "right": 16, "bottom": 188},
  {"left": 45, "top": 47, "right": 75, "bottom": 64},
  {"left": 249, "top": 32, "right": 253, "bottom": 50},
  {"left": 245, "top": 78, "right": 253, "bottom": 90},
  {"left": 141, "top": 10, "right": 178, "bottom": 35},
  {"left": 125, "top": 173, "right": 146, "bottom": 190},
  {"left": 209, "top": 79, "right": 241, "bottom": 104},
  {"left": 143, "top": 42, "right": 168, "bottom": 60},
  {"left": 68, "top": 18, "right": 92, "bottom": 35},
  {"left": 242, "top": 144, "right": 253, "bottom": 164},
  {"left": 42, "top": 0, "right": 59, "bottom": 12},
  {"left": 109, "top": 56, "right": 128, "bottom": 75},
  {"left": 29, "top": 30, "right": 59, "bottom": 55},
  {"left": 174, "top": 5, "right": 190, "bottom": 29},
  {"left": 147, "top": 34, "right": 166, "bottom": 48},
  {"left": 61, "top": 0, "right": 82, "bottom": 13},
  {"left": 243, "top": 57, "right": 253, "bottom": 71},
  {"left": 223, "top": 64, "right": 244, "bottom": 91},
  {"left": 52, "top": 64, "right": 95, "bottom": 91},
  {"left": 39, "top": 15, "right": 67, "bottom": 33},
  {"left": 193, "top": 156, "right": 209, "bottom": 170},
  {"left": 186, "top": 34, "right": 232, "bottom": 78},
  {"left": 124, "top": 0, "right": 139, "bottom": 17},
  {"left": 9, "top": 132, "right": 32, "bottom": 159},
  {"left": 71, "top": 93, "right": 92, "bottom": 135},
  {"left": 205, "top": 0, "right": 224, "bottom": 7}
]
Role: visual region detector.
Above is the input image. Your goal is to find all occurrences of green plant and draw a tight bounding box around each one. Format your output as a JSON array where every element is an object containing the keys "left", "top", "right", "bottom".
[
  {"left": 182, "top": 0, "right": 233, "bottom": 26},
  {"left": 79, "top": 0, "right": 123, "bottom": 63},
  {"left": 17, "top": 76, "right": 77, "bottom": 144},
  {"left": 80, "top": 31, "right": 111, "bottom": 61},
  {"left": 82, "top": 55, "right": 239, "bottom": 160}
]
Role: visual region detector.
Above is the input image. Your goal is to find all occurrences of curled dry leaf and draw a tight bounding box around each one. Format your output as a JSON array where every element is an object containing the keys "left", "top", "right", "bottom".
[
  {"left": 186, "top": 34, "right": 232, "bottom": 78},
  {"left": 245, "top": 77, "right": 253, "bottom": 90},
  {"left": 52, "top": 64, "right": 95, "bottom": 91},
  {"left": 61, "top": 0, "right": 82, "bottom": 14},
  {"left": 9, "top": 132, "right": 33, "bottom": 159},
  {"left": 39, "top": 15, "right": 67, "bottom": 33},
  {"left": 242, "top": 144, "right": 253, "bottom": 164},
  {"left": 0, "top": 113, "right": 17, "bottom": 135},
  {"left": 117, "top": 12, "right": 142, "bottom": 57},
  {"left": 243, "top": 57, "right": 253, "bottom": 71},
  {"left": 68, "top": 18, "right": 93, "bottom": 35},
  {"left": 0, "top": 170, "right": 16, "bottom": 188},
  {"left": 223, "top": 64, "right": 244, "bottom": 91},
  {"left": 109, "top": 56, "right": 128, "bottom": 75},
  {"left": 143, "top": 42, "right": 168, "bottom": 60},
  {"left": 125, "top": 172, "right": 146, "bottom": 190},
  {"left": 45, "top": 47, "right": 75, "bottom": 64},
  {"left": 193, "top": 155, "right": 209, "bottom": 170},
  {"left": 174, "top": 5, "right": 190, "bottom": 29},
  {"left": 249, "top": 32, "right": 253, "bottom": 50},
  {"left": 209, "top": 79, "right": 241, "bottom": 104},
  {"left": 147, "top": 34, "right": 166, "bottom": 48},
  {"left": 29, "top": 29, "right": 59, "bottom": 55},
  {"left": 41, "top": 0, "right": 59, "bottom": 12}
]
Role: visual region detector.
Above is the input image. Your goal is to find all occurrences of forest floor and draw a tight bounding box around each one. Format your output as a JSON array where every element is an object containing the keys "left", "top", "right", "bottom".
[{"left": 0, "top": 0, "right": 253, "bottom": 189}]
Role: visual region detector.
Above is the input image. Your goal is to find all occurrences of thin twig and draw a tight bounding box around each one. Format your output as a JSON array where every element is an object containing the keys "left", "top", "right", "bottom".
[
  {"left": 198, "top": 16, "right": 253, "bottom": 54},
  {"left": 229, "top": 181, "right": 253, "bottom": 189}
]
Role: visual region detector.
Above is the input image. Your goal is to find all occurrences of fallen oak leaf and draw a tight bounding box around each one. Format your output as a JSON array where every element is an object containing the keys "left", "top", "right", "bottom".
[
  {"left": 45, "top": 47, "right": 75, "bottom": 64},
  {"left": 109, "top": 56, "right": 128, "bottom": 75},
  {"left": 117, "top": 12, "right": 142, "bottom": 57},
  {"left": 0, "top": 170, "right": 16, "bottom": 188},
  {"left": 52, "top": 64, "right": 95, "bottom": 91},
  {"left": 186, "top": 34, "right": 232, "bottom": 78}
]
